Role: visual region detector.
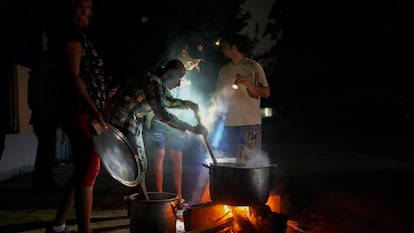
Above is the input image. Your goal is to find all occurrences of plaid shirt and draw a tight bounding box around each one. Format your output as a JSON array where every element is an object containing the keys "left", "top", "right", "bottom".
[{"left": 110, "top": 72, "right": 192, "bottom": 135}]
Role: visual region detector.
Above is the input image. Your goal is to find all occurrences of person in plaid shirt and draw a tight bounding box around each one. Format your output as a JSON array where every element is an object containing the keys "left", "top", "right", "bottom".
[{"left": 110, "top": 59, "right": 207, "bottom": 201}]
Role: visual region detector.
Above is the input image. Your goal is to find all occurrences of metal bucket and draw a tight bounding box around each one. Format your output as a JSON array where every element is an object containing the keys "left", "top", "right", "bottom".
[{"left": 125, "top": 192, "right": 178, "bottom": 233}]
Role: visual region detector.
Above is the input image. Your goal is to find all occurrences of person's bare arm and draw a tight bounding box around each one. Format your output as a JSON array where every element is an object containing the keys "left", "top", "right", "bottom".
[
  {"left": 236, "top": 74, "right": 270, "bottom": 98},
  {"left": 64, "top": 41, "right": 105, "bottom": 127}
]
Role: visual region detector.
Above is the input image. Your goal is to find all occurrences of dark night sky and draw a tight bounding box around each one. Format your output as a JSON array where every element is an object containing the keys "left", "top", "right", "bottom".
[
  {"left": 2, "top": 0, "right": 413, "bottom": 128},
  {"left": 259, "top": 0, "right": 413, "bottom": 128},
  {"left": 4, "top": 0, "right": 413, "bottom": 78}
]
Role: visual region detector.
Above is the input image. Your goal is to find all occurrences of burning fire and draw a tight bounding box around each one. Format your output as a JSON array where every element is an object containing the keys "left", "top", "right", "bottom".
[
  {"left": 181, "top": 193, "right": 282, "bottom": 233},
  {"left": 224, "top": 205, "right": 249, "bottom": 218}
]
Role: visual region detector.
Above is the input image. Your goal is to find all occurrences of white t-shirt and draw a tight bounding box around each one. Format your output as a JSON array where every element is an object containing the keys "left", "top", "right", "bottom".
[{"left": 216, "top": 57, "right": 269, "bottom": 126}]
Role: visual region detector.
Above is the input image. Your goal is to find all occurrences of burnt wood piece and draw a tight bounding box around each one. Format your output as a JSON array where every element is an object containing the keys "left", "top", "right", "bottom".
[
  {"left": 184, "top": 202, "right": 231, "bottom": 231},
  {"left": 185, "top": 216, "right": 234, "bottom": 233},
  {"left": 249, "top": 205, "right": 287, "bottom": 233},
  {"left": 233, "top": 212, "right": 259, "bottom": 233}
]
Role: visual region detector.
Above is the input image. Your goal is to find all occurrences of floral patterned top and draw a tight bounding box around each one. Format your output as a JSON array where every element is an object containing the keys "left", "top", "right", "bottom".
[{"left": 79, "top": 32, "right": 107, "bottom": 112}]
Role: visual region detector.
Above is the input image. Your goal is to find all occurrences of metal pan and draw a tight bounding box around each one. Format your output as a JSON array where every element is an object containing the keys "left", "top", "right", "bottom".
[{"left": 93, "top": 124, "right": 143, "bottom": 187}]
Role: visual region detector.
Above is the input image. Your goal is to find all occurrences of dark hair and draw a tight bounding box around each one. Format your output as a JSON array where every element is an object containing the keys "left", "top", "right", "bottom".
[{"left": 222, "top": 33, "right": 253, "bottom": 55}]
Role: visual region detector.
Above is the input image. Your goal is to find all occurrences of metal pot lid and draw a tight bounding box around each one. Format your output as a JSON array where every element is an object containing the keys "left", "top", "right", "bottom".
[{"left": 93, "top": 124, "right": 141, "bottom": 187}]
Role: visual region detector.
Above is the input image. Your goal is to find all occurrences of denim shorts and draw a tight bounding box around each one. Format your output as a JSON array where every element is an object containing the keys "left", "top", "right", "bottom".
[{"left": 147, "top": 119, "right": 187, "bottom": 151}]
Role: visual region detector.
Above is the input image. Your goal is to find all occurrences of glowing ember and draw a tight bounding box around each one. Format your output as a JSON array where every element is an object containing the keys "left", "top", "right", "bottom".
[
  {"left": 183, "top": 195, "right": 283, "bottom": 233},
  {"left": 224, "top": 205, "right": 250, "bottom": 217}
]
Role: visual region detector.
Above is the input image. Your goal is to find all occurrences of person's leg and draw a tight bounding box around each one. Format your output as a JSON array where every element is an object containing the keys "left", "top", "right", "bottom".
[
  {"left": 169, "top": 148, "right": 183, "bottom": 202},
  {"left": 190, "top": 166, "right": 210, "bottom": 204},
  {"left": 49, "top": 162, "right": 97, "bottom": 233},
  {"left": 148, "top": 120, "right": 167, "bottom": 193},
  {"left": 32, "top": 120, "right": 58, "bottom": 191},
  {"left": 220, "top": 126, "right": 240, "bottom": 157},
  {"left": 51, "top": 178, "right": 75, "bottom": 226},
  {"left": 48, "top": 116, "right": 77, "bottom": 232},
  {"left": 166, "top": 127, "right": 187, "bottom": 204},
  {"left": 57, "top": 113, "right": 99, "bottom": 233},
  {"left": 74, "top": 186, "right": 94, "bottom": 233},
  {"left": 74, "top": 114, "right": 100, "bottom": 233},
  {"left": 153, "top": 148, "right": 166, "bottom": 192}
]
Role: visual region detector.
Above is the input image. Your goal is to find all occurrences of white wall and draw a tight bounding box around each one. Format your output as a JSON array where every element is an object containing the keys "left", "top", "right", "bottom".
[
  {"left": 0, "top": 133, "right": 37, "bottom": 181},
  {"left": 0, "top": 64, "right": 37, "bottom": 181}
]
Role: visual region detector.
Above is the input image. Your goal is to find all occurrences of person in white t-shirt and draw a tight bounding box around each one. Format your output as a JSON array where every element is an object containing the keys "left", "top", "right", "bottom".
[{"left": 215, "top": 33, "right": 270, "bottom": 159}]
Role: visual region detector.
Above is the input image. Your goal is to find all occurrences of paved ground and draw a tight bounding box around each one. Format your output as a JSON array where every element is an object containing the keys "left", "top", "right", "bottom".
[
  {"left": 1, "top": 118, "right": 413, "bottom": 233},
  {"left": 265, "top": 121, "right": 414, "bottom": 233}
]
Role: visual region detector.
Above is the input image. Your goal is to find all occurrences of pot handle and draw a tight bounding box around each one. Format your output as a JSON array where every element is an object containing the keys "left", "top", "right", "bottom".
[{"left": 123, "top": 195, "right": 131, "bottom": 203}]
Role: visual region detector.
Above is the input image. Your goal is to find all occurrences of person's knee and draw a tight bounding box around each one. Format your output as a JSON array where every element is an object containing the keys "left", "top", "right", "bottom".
[{"left": 80, "top": 155, "right": 100, "bottom": 186}]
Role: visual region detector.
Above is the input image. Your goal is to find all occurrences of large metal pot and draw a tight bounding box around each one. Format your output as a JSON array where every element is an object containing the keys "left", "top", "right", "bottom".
[
  {"left": 125, "top": 192, "right": 178, "bottom": 233},
  {"left": 207, "top": 161, "right": 276, "bottom": 206}
]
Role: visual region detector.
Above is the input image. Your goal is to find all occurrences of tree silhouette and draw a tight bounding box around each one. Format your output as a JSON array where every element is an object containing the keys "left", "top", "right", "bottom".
[{"left": 92, "top": 0, "right": 251, "bottom": 79}]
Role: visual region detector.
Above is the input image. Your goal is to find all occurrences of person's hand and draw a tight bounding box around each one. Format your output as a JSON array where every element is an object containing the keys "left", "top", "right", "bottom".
[
  {"left": 94, "top": 110, "right": 108, "bottom": 131},
  {"left": 235, "top": 74, "right": 259, "bottom": 99},
  {"left": 90, "top": 114, "right": 107, "bottom": 135},
  {"left": 235, "top": 74, "right": 251, "bottom": 87},
  {"left": 95, "top": 112, "right": 106, "bottom": 127},
  {"left": 191, "top": 124, "right": 208, "bottom": 136}
]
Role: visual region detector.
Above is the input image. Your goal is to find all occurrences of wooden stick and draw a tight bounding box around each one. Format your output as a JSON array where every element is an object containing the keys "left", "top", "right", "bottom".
[
  {"left": 186, "top": 216, "right": 234, "bottom": 233},
  {"left": 234, "top": 212, "right": 259, "bottom": 233},
  {"left": 203, "top": 134, "right": 217, "bottom": 164}
]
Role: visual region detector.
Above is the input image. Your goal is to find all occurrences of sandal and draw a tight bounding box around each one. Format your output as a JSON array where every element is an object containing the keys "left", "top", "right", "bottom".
[{"left": 174, "top": 199, "right": 191, "bottom": 217}]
